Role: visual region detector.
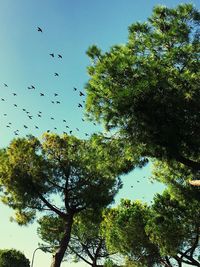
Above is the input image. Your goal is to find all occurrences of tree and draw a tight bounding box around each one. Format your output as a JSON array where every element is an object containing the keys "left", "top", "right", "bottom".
[
  {"left": 102, "top": 200, "right": 162, "bottom": 267},
  {"left": 102, "top": 196, "right": 200, "bottom": 267},
  {"left": 0, "top": 249, "right": 30, "bottom": 267},
  {"left": 146, "top": 191, "right": 200, "bottom": 267},
  {"left": 0, "top": 133, "right": 130, "bottom": 267},
  {"left": 38, "top": 209, "right": 115, "bottom": 267},
  {"left": 85, "top": 4, "right": 200, "bottom": 173}
]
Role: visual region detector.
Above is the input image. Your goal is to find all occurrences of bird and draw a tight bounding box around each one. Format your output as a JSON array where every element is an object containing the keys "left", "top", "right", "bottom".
[
  {"left": 51, "top": 117, "right": 54, "bottom": 120},
  {"left": 54, "top": 73, "right": 59, "bottom": 76},
  {"left": 31, "top": 85, "right": 35, "bottom": 89},
  {"left": 58, "top": 54, "right": 62, "bottom": 58},
  {"left": 78, "top": 103, "right": 83, "bottom": 108},
  {"left": 56, "top": 101, "right": 60, "bottom": 104},
  {"left": 54, "top": 93, "right": 58, "bottom": 97},
  {"left": 137, "top": 181, "right": 140, "bottom": 183},
  {"left": 35, "top": 126, "right": 39, "bottom": 129},
  {"left": 28, "top": 115, "right": 33, "bottom": 119},
  {"left": 4, "top": 83, "right": 8, "bottom": 87},
  {"left": 22, "top": 109, "right": 26, "bottom": 111},
  {"left": 47, "top": 130, "right": 50, "bottom": 133},
  {"left": 6, "top": 125, "right": 10, "bottom": 128},
  {"left": 50, "top": 53, "right": 54, "bottom": 57},
  {"left": 73, "top": 87, "right": 77, "bottom": 91},
  {"left": 37, "top": 114, "right": 42, "bottom": 117},
  {"left": 131, "top": 186, "right": 134, "bottom": 188},
  {"left": 12, "top": 93, "right": 17, "bottom": 96},
  {"left": 27, "top": 86, "right": 32, "bottom": 89},
  {"left": 66, "top": 126, "right": 69, "bottom": 128},
  {"left": 63, "top": 119, "right": 66, "bottom": 123},
  {"left": 1, "top": 98, "right": 5, "bottom": 101},
  {"left": 76, "top": 128, "right": 79, "bottom": 131},
  {"left": 14, "top": 104, "right": 17, "bottom": 107},
  {"left": 51, "top": 101, "right": 55, "bottom": 104},
  {"left": 37, "top": 27, "right": 43, "bottom": 32},
  {"left": 38, "top": 111, "right": 42, "bottom": 113},
  {"left": 82, "top": 118, "right": 85, "bottom": 122},
  {"left": 85, "top": 133, "right": 89, "bottom": 136},
  {"left": 24, "top": 125, "right": 28, "bottom": 129},
  {"left": 40, "top": 93, "right": 44, "bottom": 96},
  {"left": 79, "top": 91, "right": 85, "bottom": 96},
  {"left": 69, "top": 130, "right": 72, "bottom": 134},
  {"left": 93, "top": 122, "right": 96, "bottom": 126},
  {"left": 54, "top": 127, "right": 57, "bottom": 130},
  {"left": 3, "top": 114, "right": 7, "bottom": 116}
]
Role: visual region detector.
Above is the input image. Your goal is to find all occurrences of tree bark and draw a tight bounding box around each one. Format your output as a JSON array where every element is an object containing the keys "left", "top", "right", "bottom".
[{"left": 50, "top": 213, "right": 74, "bottom": 267}]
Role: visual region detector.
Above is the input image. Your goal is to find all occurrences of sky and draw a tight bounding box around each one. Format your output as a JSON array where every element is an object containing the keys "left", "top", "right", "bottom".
[{"left": 0, "top": 0, "right": 199, "bottom": 266}]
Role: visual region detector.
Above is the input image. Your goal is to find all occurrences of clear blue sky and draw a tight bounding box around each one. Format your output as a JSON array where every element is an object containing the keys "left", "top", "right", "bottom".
[{"left": 0, "top": 0, "right": 199, "bottom": 266}]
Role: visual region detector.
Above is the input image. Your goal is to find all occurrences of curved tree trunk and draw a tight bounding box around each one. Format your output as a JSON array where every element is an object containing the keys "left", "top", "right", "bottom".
[{"left": 50, "top": 213, "right": 74, "bottom": 267}]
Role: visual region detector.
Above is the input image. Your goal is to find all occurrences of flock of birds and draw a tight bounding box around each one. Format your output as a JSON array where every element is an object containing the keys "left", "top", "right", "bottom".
[{"left": 1, "top": 26, "right": 98, "bottom": 139}]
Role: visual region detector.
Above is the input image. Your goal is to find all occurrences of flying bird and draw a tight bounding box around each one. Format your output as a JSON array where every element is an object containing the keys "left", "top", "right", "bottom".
[
  {"left": 37, "top": 114, "right": 42, "bottom": 117},
  {"left": 63, "top": 119, "right": 66, "bottom": 123},
  {"left": 24, "top": 125, "right": 28, "bottom": 129},
  {"left": 12, "top": 93, "right": 17, "bottom": 96},
  {"left": 73, "top": 87, "right": 77, "bottom": 91},
  {"left": 78, "top": 103, "right": 83, "bottom": 108},
  {"left": 14, "top": 104, "right": 17, "bottom": 107},
  {"left": 79, "top": 91, "right": 85, "bottom": 96},
  {"left": 69, "top": 130, "right": 72, "bottom": 134},
  {"left": 4, "top": 83, "right": 8, "bottom": 87},
  {"left": 54, "top": 93, "right": 58, "bottom": 96},
  {"left": 51, "top": 117, "right": 54, "bottom": 120},
  {"left": 50, "top": 53, "right": 54, "bottom": 57},
  {"left": 54, "top": 73, "right": 59, "bottom": 76},
  {"left": 58, "top": 54, "right": 62, "bottom": 58},
  {"left": 35, "top": 126, "right": 39, "bottom": 129},
  {"left": 56, "top": 101, "right": 60, "bottom": 104},
  {"left": 37, "top": 27, "right": 43, "bottom": 32},
  {"left": 1, "top": 98, "right": 5, "bottom": 101},
  {"left": 51, "top": 101, "right": 55, "bottom": 104},
  {"left": 40, "top": 93, "right": 44, "bottom": 96}
]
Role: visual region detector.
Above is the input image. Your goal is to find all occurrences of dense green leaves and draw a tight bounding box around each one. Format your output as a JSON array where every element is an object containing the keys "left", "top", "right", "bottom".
[
  {"left": 0, "top": 249, "right": 30, "bottom": 267},
  {"left": 85, "top": 4, "right": 200, "bottom": 172}
]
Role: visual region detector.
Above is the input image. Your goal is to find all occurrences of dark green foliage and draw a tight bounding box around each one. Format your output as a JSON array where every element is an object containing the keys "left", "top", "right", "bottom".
[
  {"left": 85, "top": 4, "right": 200, "bottom": 172},
  {"left": 0, "top": 249, "right": 30, "bottom": 267}
]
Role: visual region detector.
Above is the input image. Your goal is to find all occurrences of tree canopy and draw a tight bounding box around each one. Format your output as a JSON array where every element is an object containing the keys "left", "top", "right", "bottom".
[
  {"left": 85, "top": 4, "right": 200, "bottom": 173},
  {"left": 0, "top": 133, "right": 132, "bottom": 267},
  {"left": 0, "top": 249, "right": 30, "bottom": 267}
]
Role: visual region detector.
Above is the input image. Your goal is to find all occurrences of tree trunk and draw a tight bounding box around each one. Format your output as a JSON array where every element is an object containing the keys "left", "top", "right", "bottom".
[{"left": 50, "top": 213, "right": 74, "bottom": 267}]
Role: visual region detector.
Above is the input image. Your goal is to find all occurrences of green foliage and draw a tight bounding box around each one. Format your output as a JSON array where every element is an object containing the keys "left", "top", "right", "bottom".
[
  {"left": 146, "top": 190, "right": 200, "bottom": 257},
  {"left": 85, "top": 4, "right": 200, "bottom": 171},
  {"left": 102, "top": 200, "right": 161, "bottom": 267},
  {"left": 0, "top": 133, "right": 124, "bottom": 225},
  {"left": 0, "top": 249, "right": 30, "bottom": 267}
]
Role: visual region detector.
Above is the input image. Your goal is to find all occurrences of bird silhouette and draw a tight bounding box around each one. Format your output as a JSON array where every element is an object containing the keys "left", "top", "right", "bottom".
[
  {"left": 66, "top": 126, "right": 69, "bottom": 128},
  {"left": 1, "top": 98, "right": 5, "bottom": 101},
  {"left": 4, "top": 83, "right": 8, "bottom": 87},
  {"left": 73, "top": 87, "right": 77, "bottom": 91},
  {"left": 24, "top": 125, "right": 28, "bottom": 129},
  {"left": 50, "top": 53, "right": 54, "bottom": 57},
  {"left": 37, "top": 27, "right": 43, "bottom": 32},
  {"left": 78, "top": 103, "right": 83, "bottom": 108},
  {"left": 79, "top": 91, "right": 85, "bottom": 96},
  {"left": 54, "top": 93, "right": 58, "bottom": 96},
  {"left": 40, "top": 93, "right": 44, "bottom": 96},
  {"left": 51, "top": 117, "right": 54, "bottom": 120},
  {"left": 82, "top": 118, "right": 85, "bottom": 122},
  {"left": 28, "top": 115, "right": 33, "bottom": 119},
  {"left": 76, "top": 128, "right": 79, "bottom": 131},
  {"left": 85, "top": 133, "right": 89, "bottom": 136},
  {"left": 37, "top": 114, "right": 42, "bottom": 118},
  {"left": 35, "top": 126, "right": 39, "bottom": 129},
  {"left": 3, "top": 114, "right": 7, "bottom": 116},
  {"left": 69, "top": 130, "right": 72, "bottom": 134},
  {"left": 12, "top": 93, "right": 17, "bottom": 96},
  {"left": 14, "top": 104, "right": 17, "bottom": 107},
  {"left": 56, "top": 101, "right": 60, "bottom": 104},
  {"left": 54, "top": 73, "right": 59, "bottom": 76},
  {"left": 51, "top": 101, "right": 55, "bottom": 104},
  {"left": 63, "top": 119, "right": 66, "bottom": 123},
  {"left": 58, "top": 54, "right": 62, "bottom": 58}
]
